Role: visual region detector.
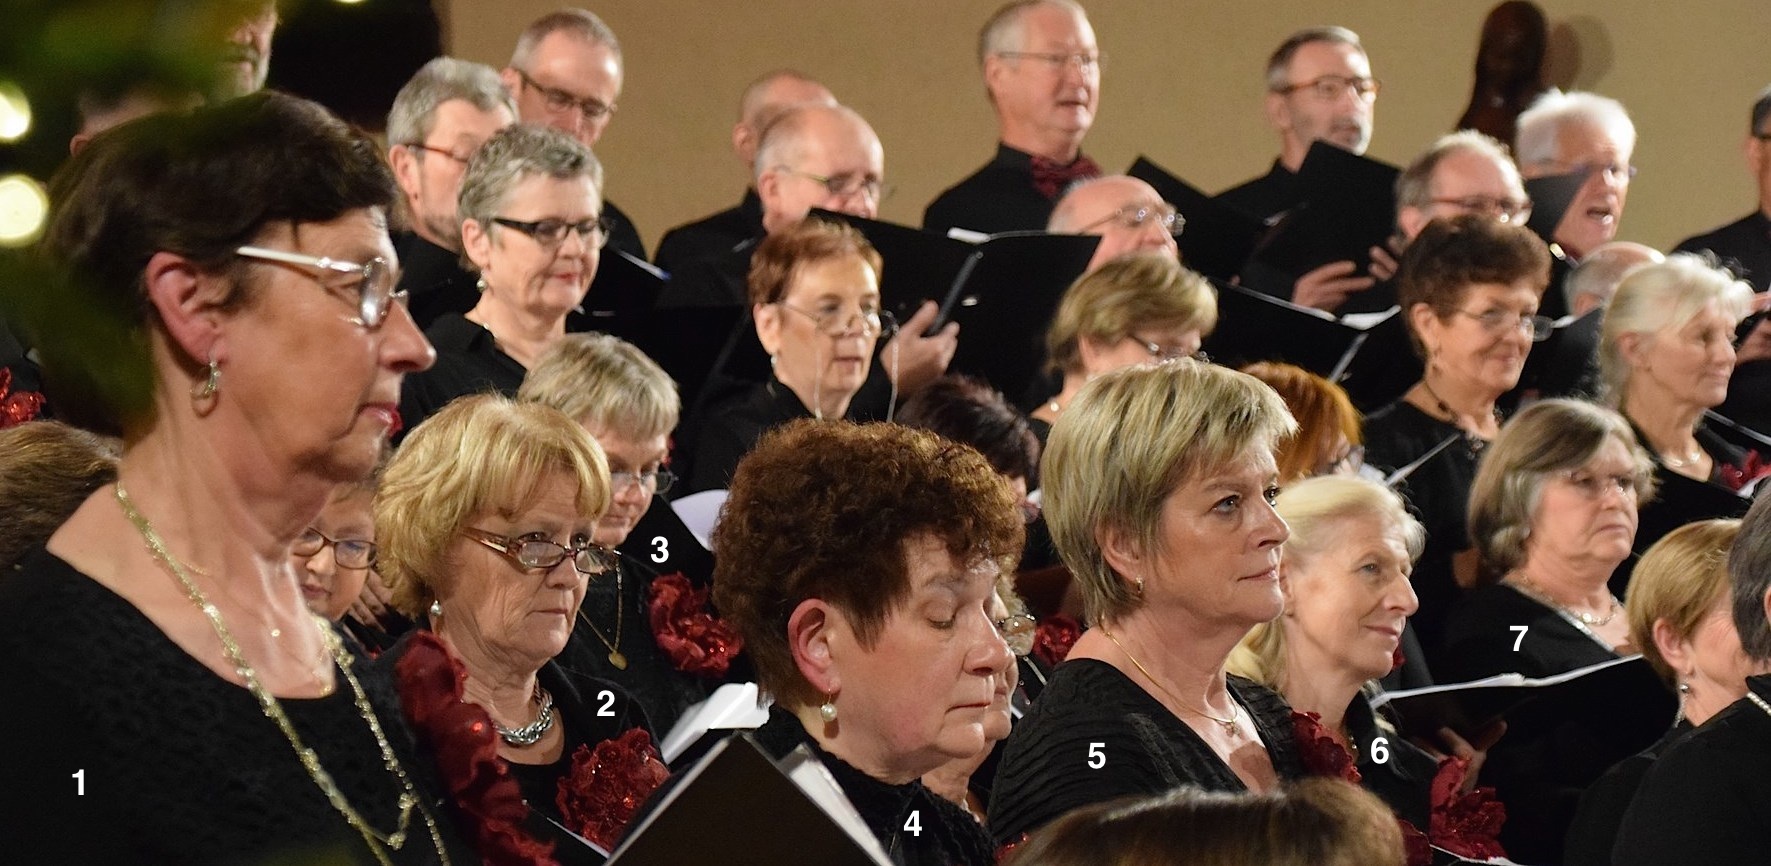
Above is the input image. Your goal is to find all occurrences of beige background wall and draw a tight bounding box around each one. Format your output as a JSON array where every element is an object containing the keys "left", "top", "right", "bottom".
[{"left": 444, "top": 0, "right": 1770, "bottom": 256}]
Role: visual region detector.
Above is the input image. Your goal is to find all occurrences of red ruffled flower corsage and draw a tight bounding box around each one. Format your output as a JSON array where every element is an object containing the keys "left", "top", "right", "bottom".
[
  {"left": 1291, "top": 710, "right": 1361, "bottom": 784},
  {"left": 648, "top": 572, "right": 743, "bottom": 677},
  {"left": 1428, "top": 756, "right": 1507, "bottom": 861},
  {"left": 1720, "top": 451, "right": 1771, "bottom": 493},
  {"left": 555, "top": 727, "right": 672, "bottom": 850},
  {"left": 393, "top": 631, "right": 558, "bottom": 866},
  {"left": 0, "top": 367, "right": 46, "bottom": 429},
  {"left": 1031, "top": 615, "right": 1082, "bottom": 668}
]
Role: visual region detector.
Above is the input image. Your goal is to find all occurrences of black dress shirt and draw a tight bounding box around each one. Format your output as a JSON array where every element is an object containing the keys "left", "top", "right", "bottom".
[
  {"left": 1215, "top": 159, "right": 1302, "bottom": 223},
  {"left": 923, "top": 143, "right": 1068, "bottom": 236},
  {"left": 393, "top": 231, "right": 480, "bottom": 330},
  {"left": 1675, "top": 210, "right": 1771, "bottom": 291},
  {"left": 395, "top": 313, "right": 526, "bottom": 439},
  {"left": 653, "top": 189, "right": 764, "bottom": 274}
]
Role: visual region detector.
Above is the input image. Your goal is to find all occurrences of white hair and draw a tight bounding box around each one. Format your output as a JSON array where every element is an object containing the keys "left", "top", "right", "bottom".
[{"left": 1515, "top": 90, "right": 1636, "bottom": 167}]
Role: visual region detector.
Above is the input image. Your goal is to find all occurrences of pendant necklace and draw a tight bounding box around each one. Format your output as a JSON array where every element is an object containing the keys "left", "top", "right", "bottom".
[
  {"left": 577, "top": 559, "right": 627, "bottom": 669},
  {"left": 1100, "top": 625, "right": 1241, "bottom": 736}
]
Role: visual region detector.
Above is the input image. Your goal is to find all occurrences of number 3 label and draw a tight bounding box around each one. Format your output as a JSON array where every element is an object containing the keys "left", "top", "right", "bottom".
[
  {"left": 651, "top": 536, "right": 669, "bottom": 564},
  {"left": 1087, "top": 742, "right": 1106, "bottom": 769}
]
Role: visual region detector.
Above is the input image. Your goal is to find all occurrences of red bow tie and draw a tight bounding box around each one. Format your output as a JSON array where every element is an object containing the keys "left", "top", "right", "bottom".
[{"left": 1031, "top": 154, "right": 1102, "bottom": 200}]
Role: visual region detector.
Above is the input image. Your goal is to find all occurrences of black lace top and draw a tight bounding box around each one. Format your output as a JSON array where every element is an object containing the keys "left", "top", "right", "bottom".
[
  {"left": 0, "top": 548, "right": 468, "bottom": 865},
  {"left": 988, "top": 659, "right": 1305, "bottom": 844}
]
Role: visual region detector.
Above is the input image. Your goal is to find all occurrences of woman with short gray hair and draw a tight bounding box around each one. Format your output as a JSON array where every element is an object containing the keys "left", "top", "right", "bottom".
[
  {"left": 1598, "top": 254, "right": 1756, "bottom": 488},
  {"left": 398, "top": 123, "right": 607, "bottom": 434}
]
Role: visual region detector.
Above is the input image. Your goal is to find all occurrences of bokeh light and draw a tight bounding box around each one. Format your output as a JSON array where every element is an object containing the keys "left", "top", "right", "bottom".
[
  {"left": 0, "top": 174, "right": 50, "bottom": 246},
  {"left": 0, "top": 82, "right": 31, "bottom": 142}
]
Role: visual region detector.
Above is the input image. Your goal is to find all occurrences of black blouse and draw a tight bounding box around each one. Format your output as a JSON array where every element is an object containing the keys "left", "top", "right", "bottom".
[
  {"left": 685, "top": 378, "right": 816, "bottom": 493},
  {"left": 1365, "top": 399, "right": 1486, "bottom": 660},
  {"left": 0, "top": 549, "right": 469, "bottom": 865},
  {"left": 1615, "top": 676, "right": 1771, "bottom": 866},
  {"left": 396, "top": 313, "right": 526, "bottom": 439},
  {"left": 988, "top": 659, "right": 1305, "bottom": 845},
  {"left": 1563, "top": 720, "right": 1692, "bottom": 866}
]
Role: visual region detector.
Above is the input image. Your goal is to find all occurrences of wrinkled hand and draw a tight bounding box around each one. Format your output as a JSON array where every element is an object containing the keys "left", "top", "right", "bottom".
[
  {"left": 1412, "top": 721, "right": 1506, "bottom": 793},
  {"left": 1292, "top": 260, "right": 1376, "bottom": 312},
  {"left": 1368, "top": 239, "right": 1403, "bottom": 282},
  {"left": 348, "top": 569, "right": 394, "bottom": 628},
  {"left": 883, "top": 301, "right": 959, "bottom": 395}
]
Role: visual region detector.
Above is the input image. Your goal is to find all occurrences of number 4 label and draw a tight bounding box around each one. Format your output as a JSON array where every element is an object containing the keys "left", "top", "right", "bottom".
[{"left": 903, "top": 810, "right": 921, "bottom": 837}]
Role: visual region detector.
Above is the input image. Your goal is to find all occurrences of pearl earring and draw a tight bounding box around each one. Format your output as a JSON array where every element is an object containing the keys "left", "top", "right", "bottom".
[{"left": 819, "top": 694, "right": 838, "bottom": 723}]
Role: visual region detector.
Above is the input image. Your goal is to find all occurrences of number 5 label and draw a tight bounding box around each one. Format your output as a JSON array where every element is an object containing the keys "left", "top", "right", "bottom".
[{"left": 1087, "top": 742, "right": 1106, "bottom": 769}]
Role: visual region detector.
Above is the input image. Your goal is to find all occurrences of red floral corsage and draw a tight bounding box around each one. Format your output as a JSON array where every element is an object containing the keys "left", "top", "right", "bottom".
[
  {"left": 555, "top": 727, "right": 672, "bottom": 850},
  {"left": 393, "top": 631, "right": 558, "bottom": 866},
  {"left": 1720, "top": 451, "right": 1771, "bottom": 493},
  {"left": 1428, "top": 756, "right": 1507, "bottom": 861},
  {"left": 0, "top": 367, "right": 45, "bottom": 429},
  {"left": 1291, "top": 710, "right": 1361, "bottom": 783},
  {"left": 648, "top": 572, "right": 743, "bottom": 677},
  {"left": 1031, "top": 615, "right": 1082, "bottom": 668}
]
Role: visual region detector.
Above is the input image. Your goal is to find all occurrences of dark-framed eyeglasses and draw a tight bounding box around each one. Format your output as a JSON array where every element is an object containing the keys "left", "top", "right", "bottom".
[
  {"left": 461, "top": 526, "right": 617, "bottom": 577},
  {"left": 994, "top": 613, "right": 1037, "bottom": 657},
  {"left": 776, "top": 300, "right": 890, "bottom": 337},
  {"left": 1079, "top": 203, "right": 1184, "bottom": 236},
  {"left": 994, "top": 50, "right": 1104, "bottom": 74},
  {"left": 491, "top": 216, "right": 613, "bottom": 249},
  {"left": 1429, "top": 196, "right": 1533, "bottom": 224},
  {"left": 404, "top": 142, "right": 472, "bottom": 165},
  {"left": 1451, "top": 307, "right": 1554, "bottom": 341},
  {"left": 611, "top": 467, "right": 677, "bottom": 495},
  {"left": 777, "top": 167, "right": 893, "bottom": 204},
  {"left": 513, "top": 68, "right": 616, "bottom": 121},
  {"left": 1275, "top": 74, "right": 1380, "bottom": 101},
  {"left": 292, "top": 527, "right": 377, "bottom": 570},
  {"left": 234, "top": 245, "right": 401, "bottom": 328}
]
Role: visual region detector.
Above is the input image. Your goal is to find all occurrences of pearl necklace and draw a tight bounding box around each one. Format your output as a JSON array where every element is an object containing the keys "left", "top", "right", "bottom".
[
  {"left": 116, "top": 483, "right": 449, "bottom": 866},
  {"left": 1511, "top": 573, "right": 1623, "bottom": 626}
]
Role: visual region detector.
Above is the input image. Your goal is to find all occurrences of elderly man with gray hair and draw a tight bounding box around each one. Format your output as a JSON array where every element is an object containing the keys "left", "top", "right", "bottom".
[
  {"left": 1675, "top": 84, "right": 1771, "bottom": 292},
  {"left": 385, "top": 56, "right": 515, "bottom": 327},
  {"left": 1515, "top": 91, "right": 1638, "bottom": 262},
  {"left": 925, "top": 0, "right": 1103, "bottom": 235}
]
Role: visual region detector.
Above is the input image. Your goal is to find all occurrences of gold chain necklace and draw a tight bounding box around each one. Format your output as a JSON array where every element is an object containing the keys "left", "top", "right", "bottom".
[
  {"left": 115, "top": 483, "right": 450, "bottom": 866},
  {"left": 575, "top": 558, "right": 626, "bottom": 669},
  {"left": 1100, "top": 625, "right": 1241, "bottom": 736}
]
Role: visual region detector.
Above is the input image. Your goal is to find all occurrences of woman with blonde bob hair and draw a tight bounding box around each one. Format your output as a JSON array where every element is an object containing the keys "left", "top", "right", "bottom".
[
  {"left": 375, "top": 394, "right": 651, "bottom": 860},
  {"left": 1030, "top": 253, "right": 1217, "bottom": 437},
  {"left": 1598, "top": 254, "right": 1756, "bottom": 487},
  {"left": 992, "top": 360, "right": 1306, "bottom": 844},
  {"left": 1004, "top": 778, "right": 1404, "bottom": 866},
  {"left": 1565, "top": 518, "right": 1768, "bottom": 866}
]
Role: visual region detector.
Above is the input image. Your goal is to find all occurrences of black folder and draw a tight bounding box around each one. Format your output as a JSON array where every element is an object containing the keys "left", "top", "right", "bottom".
[
  {"left": 1703, "top": 408, "right": 1771, "bottom": 464},
  {"left": 574, "top": 250, "right": 668, "bottom": 323},
  {"left": 1126, "top": 156, "right": 1267, "bottom": 281},
  {"left": 1335, "top": 309, "right": 1423, "bottom": 413},
  {"left": 1239, "top": 142, "right": 1399, "bottom": 305},
  {"left": 1371, "top": 655, "right": 1673, "bottom": 745},
  {"left": 1635, "top": 467, "right": 1753, "bottom": 562},
  {"left": 1523, "top": 171, "right": 1587, "bottom": 248},
  {"left": 1202, "top": 278, "right": 1384, "bottom": 379},
  {"left": 590, "top": 305, "right": 749, "bottom": 417},
  {"left": 608, "top": 734, "right": 892, "bottom": 866}
]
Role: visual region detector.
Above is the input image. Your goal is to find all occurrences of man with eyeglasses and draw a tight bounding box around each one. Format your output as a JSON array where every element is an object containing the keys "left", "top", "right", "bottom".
[
  {"left": 654, "top": 70, "right": 837, "bottom": 274},
  {"left": 1515, "top": 90, "right": 1637, "bottom": 264},
  {"left": 385, "top": 57, "right": 515, "bottom": 329},
  {"left": 500, "top": 9, "right": 645, "bottom": 259},
  {"left": 924, "top": 0, "right": 1103, "bottom": 236},
  {"left": 1675, "top": 84, "right": 1771, "bottom": 293},
  {"left": 1047, "top": 176, "right": 1181, "bottom": 273},
  {"left": 1219, "top": 26, "right": 1384, "bottom": 312}
]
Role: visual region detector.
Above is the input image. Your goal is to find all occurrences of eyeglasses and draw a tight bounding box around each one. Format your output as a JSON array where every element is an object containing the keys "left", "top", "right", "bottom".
[
  {"left": 1557, "top": 469, "right": 1648, "bottom": 501},
  {"left": 777, "top": 167, "right": 893, "bottom": 204},
  {"left": 461, "top": 527, "right": 617, "bottom": 577},
  {"left": 995, "top": 50, "right": 1104, "bottom": 74},
  {"left": 1132, "top": 335, "right": 1202, "bottom": 362},
  {"left": 1451, "top": 308, "right": 1555, "bottom": 342},
  {"left": 1320, "top": 445, "right": 1367, "bottom": 477},
  {"left": 1275, "top": 75, "right": 1380, "bottom": 101},
  {"left": 234, "top": 246, "right": 401, "bottom": 328},
  {"left": 491, "top": 216, "right": 613, "bottom": 250},
  {"left": 1539, "top": 160, "right": 1638, "bottom": 182},
  {"left": 611, "top": 467, "right": 676, "bottom": 495},
  {"left": 777, "top": 300, "right": 891, "bottom": 337},
  {"left": 293, "top": 527, "right": 377, "bottom": 570},
  {"left": 513, "top": 68, "right": 616, "bottom": 121},
  {"left": 404, "top": 142, "right": 472, "bottom": 165},
  {"left": 1430, "top": 196, "right": 1533, "bottom": 224},
  {"left": 994, "top": 613, "right": 1037, "bottom": 657},
  {"left": 1079, "top": 203, "right": 1185, "bottom": 236}
]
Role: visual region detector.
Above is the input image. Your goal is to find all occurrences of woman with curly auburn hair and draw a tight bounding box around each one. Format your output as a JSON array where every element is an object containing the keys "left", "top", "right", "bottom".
[{"left": 700, "top": 418, "right": 1023, "bottom": 864}]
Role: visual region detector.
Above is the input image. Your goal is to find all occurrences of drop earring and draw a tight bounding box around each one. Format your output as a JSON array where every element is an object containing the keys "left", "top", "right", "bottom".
[
  {"left": 429, "top": 600, "right": 443, "bottom": 620},
  {"left": 190, "top": 355, "right": 221, "bottom": 403},
  {"left": 819, "top": 693, "right": 838, "bottom": 723}
]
